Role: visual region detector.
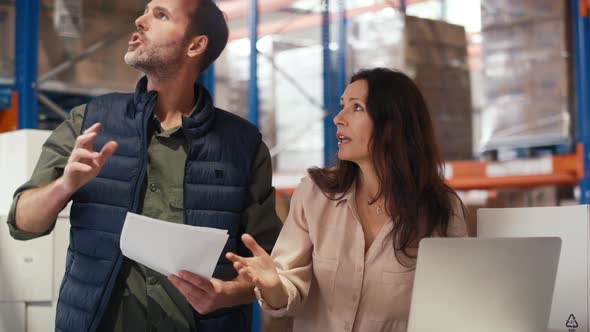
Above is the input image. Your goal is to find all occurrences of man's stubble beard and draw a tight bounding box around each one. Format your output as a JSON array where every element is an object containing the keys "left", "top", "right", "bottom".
[{"left": 124, "top": 40, "right": 185, "bottom": 80}]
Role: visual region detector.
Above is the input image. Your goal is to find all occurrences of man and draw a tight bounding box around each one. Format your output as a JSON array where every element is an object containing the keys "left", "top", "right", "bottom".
[{"left": 7, "top": 0, "right": 282, "bottom": 331}]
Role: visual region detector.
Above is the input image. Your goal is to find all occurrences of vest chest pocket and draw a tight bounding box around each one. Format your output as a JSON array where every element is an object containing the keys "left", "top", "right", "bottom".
[{"left": 187, "top": 164, "right": 242, "bottom": 186}]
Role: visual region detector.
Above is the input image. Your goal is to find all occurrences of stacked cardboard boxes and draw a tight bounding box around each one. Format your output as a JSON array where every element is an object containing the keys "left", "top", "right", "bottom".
[
  {"left": 221, "top": 11, "right": 475, "bottom": 171},
  {"left": 0, "top": 0, "right": 143, "bottom": 92},
  {"left": 0, "top": 130, "right": 71, "bottom": 332},
  {"left": 479, "top": 0, "right": 572, "bottom": 151},
  {"left": 348, "top": 9, "right": 473, "bottom": 160},
  {"left": 249, "top": 10, "right": 475, "bottom": 169}
]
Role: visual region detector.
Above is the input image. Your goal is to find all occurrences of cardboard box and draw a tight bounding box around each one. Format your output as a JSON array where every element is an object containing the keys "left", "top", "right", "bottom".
[
  {"left": 480, "top": 7, "right": 572, "bottom": 151},
  {"left": 0, "top": 5, "right": 14, "bottom": 78},
  {"left": 26, "top": 302, "right": 57, "bottom": 332},
  {"left": 347, "top": 10, "right": 473, "bottom": 160},
  {"left": 488, "top": 186, "right": 561, "bottom": 208},
  {"left": 0, "top": 2, "right": 141, "bottom": 91},
  {"left": 481, "top": 0, "right": 566, "bottom": 29},
  {"left": 0, "top": 130, "right": 72, "bottom": 302},
  {"left": 0, "top": 130, "right": 52, "bottom": 216},
  {"left": 0, "top": 302, "right": 25, "bottom": 332},
  {"left": 0, "top": 215, "right": 54, "bottom": 302},
  {"left": 478, "top": 205, "right": 589, "bottom": 332},
  {"left": 0, "top": 130, "right": 72, "bottom": 217},
  {"left": 405, "top": 15, "right": 467, "bottom": 47}
]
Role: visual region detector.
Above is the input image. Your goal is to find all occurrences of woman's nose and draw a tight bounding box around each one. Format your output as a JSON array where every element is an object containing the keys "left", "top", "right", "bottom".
[{"left": 333, "top": 110, "right": 345, "bottom": 126}]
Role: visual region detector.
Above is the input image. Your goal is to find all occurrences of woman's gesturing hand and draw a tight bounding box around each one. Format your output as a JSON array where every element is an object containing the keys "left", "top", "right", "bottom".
[{"left": 226, "top": 234, "right": 281, "bottom": 290}]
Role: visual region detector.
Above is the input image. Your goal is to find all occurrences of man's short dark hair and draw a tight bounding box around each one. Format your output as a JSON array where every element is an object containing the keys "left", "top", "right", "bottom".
[{"left": 188, "top": 0, "right": 229, "bottom": 73}]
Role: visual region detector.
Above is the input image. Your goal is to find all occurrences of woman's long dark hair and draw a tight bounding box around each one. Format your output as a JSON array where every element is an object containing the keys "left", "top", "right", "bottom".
[{"left": 308, "top": 68, "right": 465, "bottom": 266}]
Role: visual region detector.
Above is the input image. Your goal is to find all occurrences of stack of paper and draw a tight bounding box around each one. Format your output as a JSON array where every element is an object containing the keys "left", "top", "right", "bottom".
[{"left": 120, "top": 212, "right": 229, "bottom": 278}]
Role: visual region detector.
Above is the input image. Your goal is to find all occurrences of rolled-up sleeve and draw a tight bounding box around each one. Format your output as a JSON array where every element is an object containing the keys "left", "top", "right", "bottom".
[
  {"left": 6, "top": 105, "right": 85, "bottom": 240},
  {"left": 255, "top": 178, "right": 314, "bottom": 317}
]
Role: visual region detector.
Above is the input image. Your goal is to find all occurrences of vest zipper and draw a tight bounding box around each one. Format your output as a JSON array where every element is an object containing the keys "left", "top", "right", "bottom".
[
  {"left": 130, "top": 93, "right": 157, "bottom": 213},
  {"left": 181, "top": 118, "right": 191, "bottom": 225}
]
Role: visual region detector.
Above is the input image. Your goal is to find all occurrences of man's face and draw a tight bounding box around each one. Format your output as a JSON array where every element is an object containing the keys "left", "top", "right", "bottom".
[{"left": 124, "top": 0, "right": 196, "bottom": 76}]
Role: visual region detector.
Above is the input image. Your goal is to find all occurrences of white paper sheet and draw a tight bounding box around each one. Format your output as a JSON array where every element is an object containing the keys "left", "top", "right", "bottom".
[{"left": 120, "top": 212, "right": 229, "bottom": 278}]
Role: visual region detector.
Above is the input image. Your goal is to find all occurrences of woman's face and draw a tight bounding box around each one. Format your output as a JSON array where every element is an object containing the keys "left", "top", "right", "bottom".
[{"left": 334, "top": 79, "right": 374, "bottom": 164}]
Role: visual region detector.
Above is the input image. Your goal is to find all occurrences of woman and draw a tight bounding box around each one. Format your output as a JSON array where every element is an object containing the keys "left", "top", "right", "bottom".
[{"left": 227, "top": 68, "right": 467, "bottom": 331}]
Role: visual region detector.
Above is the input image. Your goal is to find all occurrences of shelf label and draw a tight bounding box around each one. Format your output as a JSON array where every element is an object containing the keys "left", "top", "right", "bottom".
[
  {"left": 443, "top": 163, "right": 453, "bottom": 179},
  {"left": 486, "top": 158, "right": 553, "bottom": 177}
]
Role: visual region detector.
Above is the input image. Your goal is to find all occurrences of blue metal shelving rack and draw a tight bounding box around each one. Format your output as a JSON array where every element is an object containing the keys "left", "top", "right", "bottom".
[
  {"left": 322, "top": 0, "right": 334, "bottom": 167},
  {"left": 248, "top": 1, "right": 261, "bottom": 330},
  {"left": 248, "top": 0, "right": 259, "bottom": 128},
  {"left": 322, "top": 0, "right": 347, "bottom": 167},
  {"left": 14, "top": 0, "right": 39, "bottom": 129},
  {"left": 573, "top": 0, "right": 590, "bottom": 203}
]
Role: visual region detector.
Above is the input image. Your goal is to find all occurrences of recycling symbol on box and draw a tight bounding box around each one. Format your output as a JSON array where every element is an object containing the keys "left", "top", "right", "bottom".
[{"left": 566, "top": 314, "right": 579, "bottom": 330}]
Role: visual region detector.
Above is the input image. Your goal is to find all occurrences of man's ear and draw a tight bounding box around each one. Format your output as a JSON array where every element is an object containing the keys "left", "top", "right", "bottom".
[{"left": 187, "top": 35, "right": 208, "bottom": 58}]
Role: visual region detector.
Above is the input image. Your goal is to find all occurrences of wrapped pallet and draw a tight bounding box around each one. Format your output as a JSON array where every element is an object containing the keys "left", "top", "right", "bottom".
[
  {"left": 220, "top": 10, "right": 474, "bottom": 171},
  {"left": 479, "top": 0, "right": 573, "bottom": 151},
  {"left": 0, "top": 0, "right": 143, "bottom": 93},
  {"left": 272, "top": 42, "right": 324, "bottom": 172},
  {"left": 348, "top": 9, "right": 474, "bottom": 160},
  {"left": 216, "top": 37, "right": 324, "bottom": 172},
  {"left": 247, "top": 9, "right": 475, "bottom": 170},
  {"left": 214, "top": 37, "right": 277, "bottom": 153}
]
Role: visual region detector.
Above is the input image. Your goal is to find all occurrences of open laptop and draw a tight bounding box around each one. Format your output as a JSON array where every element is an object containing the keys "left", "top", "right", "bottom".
[{"left": 407, "top": 237, "right": 561, "bottom": 332}]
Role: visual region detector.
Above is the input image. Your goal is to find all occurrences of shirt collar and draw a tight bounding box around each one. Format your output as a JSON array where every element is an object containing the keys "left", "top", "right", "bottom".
[
  {"left": 152, "top": 86, "right": 203, "bottom": 136},
  {"left": 334, "top": 179, "right": 357, "bottom": 208},
  {"left": 335, "top": 180, "right": 365, "bottom": 225}
]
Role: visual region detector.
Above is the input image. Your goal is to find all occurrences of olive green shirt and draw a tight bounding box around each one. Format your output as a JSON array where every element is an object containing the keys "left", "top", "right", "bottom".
[{"left": 6, "top": 98, "right": 282, "bottom": 331}]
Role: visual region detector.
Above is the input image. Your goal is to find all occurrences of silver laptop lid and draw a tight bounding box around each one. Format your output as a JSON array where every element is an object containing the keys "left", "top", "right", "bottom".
[{"left": 408, "top": 237, "right": 561, "bottom": 332}]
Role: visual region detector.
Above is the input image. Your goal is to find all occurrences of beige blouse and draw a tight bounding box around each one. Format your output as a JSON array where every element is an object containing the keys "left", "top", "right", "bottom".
[{"left": 257, "top": 176, "right": 467, "bottom": 332}]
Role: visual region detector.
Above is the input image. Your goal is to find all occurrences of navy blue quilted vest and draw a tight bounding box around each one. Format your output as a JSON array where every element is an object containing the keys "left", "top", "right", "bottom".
[{"left": 55, "top": 77, "right": 261, "bottom": 332}]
